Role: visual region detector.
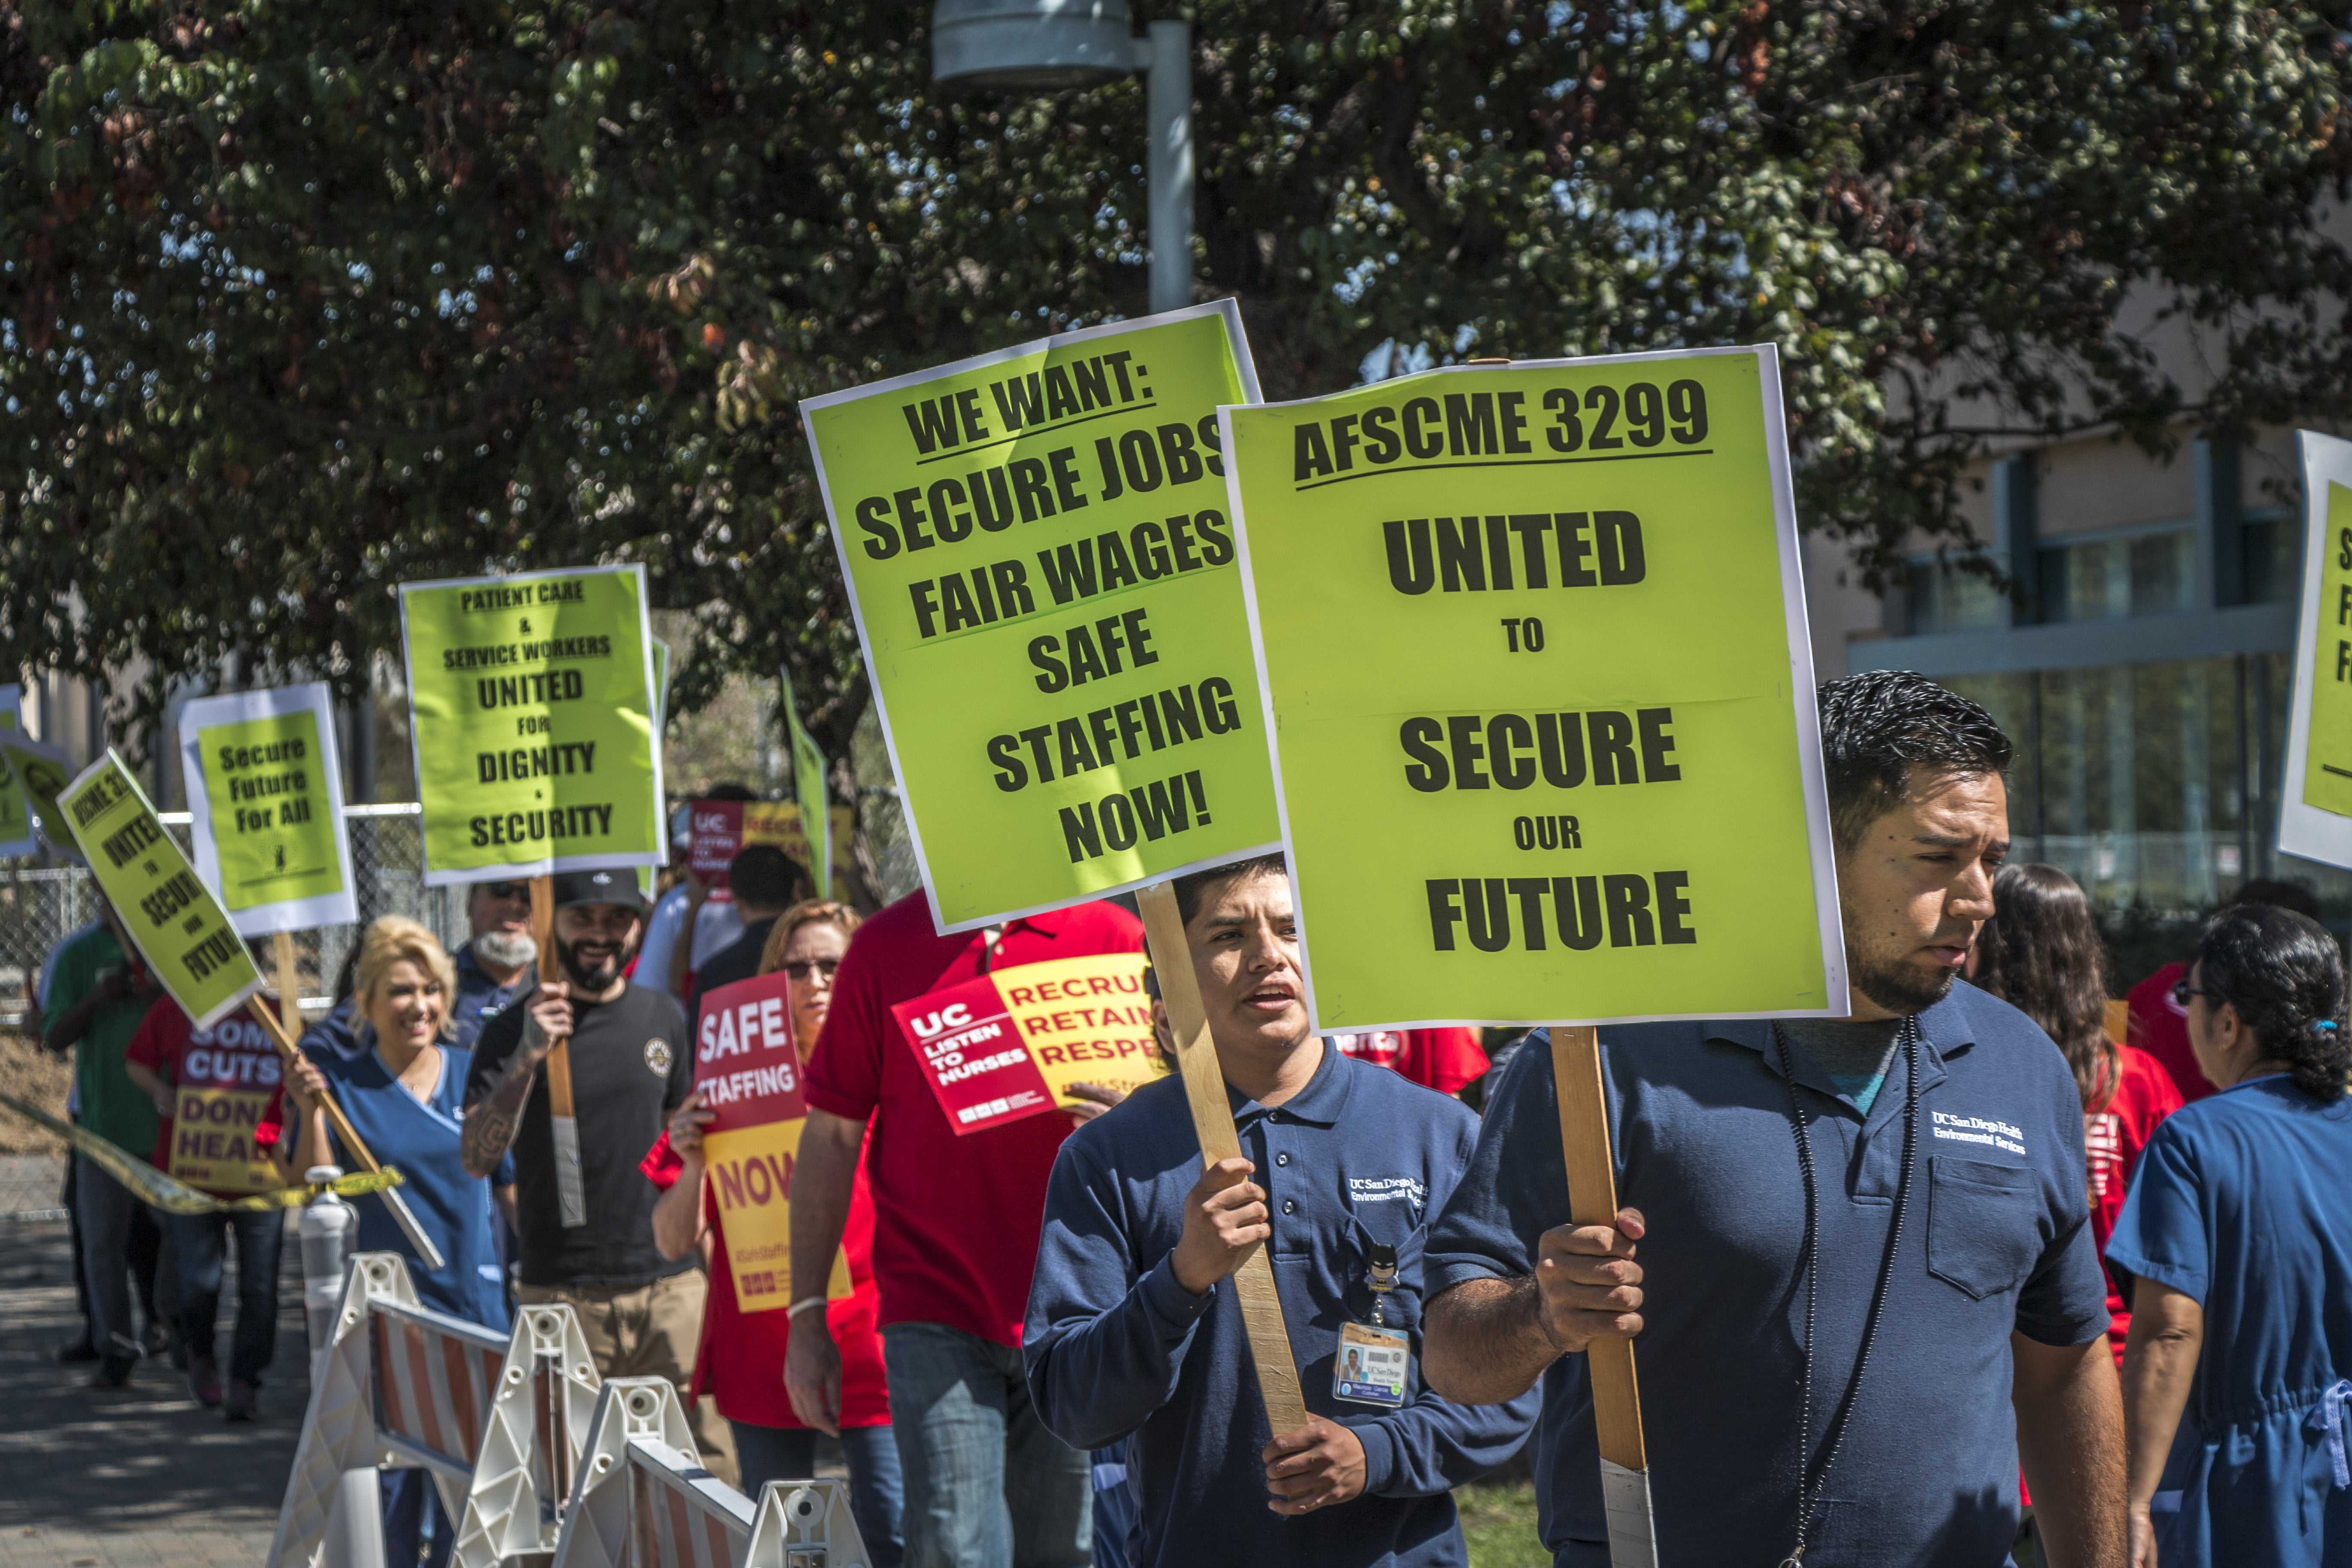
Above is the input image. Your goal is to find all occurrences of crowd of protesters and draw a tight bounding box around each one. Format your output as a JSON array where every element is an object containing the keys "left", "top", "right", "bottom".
[{"left": 22, "top": 676, "right": 2352, "bottom": 1567}]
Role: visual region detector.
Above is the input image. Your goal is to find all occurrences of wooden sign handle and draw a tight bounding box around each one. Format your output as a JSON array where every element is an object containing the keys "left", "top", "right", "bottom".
[
  {"left": 530, "top": 876, "right": 575, "bottom": 1117},
  {"left": 243, "top": 989, "right": 447, "bottom": 1272},
  {"left": 270, "top": 930, "right": 303, "bottom": 1040},
  {"left": 1134, "top": 881, "right": 1310, "bottom": 1437},
  {"left": 1550, "top": 1024, "right": 1648, "bottom": 1473}
]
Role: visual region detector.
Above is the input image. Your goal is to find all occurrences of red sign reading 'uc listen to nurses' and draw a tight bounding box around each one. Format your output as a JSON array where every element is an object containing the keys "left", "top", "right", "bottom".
[{"left": 890, "top": 953, "right": 1165, "bottom": 1136}]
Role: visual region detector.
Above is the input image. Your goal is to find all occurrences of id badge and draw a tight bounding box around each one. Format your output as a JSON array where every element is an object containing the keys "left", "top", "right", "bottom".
[{"left": 1332, "top": 1320, "right": 1410, "bottom": 1409}]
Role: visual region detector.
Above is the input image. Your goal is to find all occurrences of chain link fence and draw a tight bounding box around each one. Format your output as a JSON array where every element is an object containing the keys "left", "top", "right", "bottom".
[{"left": 0, "top": 793, "right": 922, "bottom": 1219}]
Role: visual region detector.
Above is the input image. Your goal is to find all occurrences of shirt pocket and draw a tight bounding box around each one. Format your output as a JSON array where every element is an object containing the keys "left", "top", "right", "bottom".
[{"left": 1924, "top": 1156, "right": 2042, "bottom": 1301}]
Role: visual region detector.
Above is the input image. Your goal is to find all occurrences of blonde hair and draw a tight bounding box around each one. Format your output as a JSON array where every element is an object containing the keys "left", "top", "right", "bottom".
[
  {"left": 757, "top": 900, "right": 861, "bottom": 977},
  {"left": 353, "top": 916, "right": 458, "bottom": 1041}
]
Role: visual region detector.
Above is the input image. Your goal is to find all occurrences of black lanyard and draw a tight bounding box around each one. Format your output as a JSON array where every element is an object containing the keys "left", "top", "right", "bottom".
[{"left": 1773, "top": 1017, "right": 1920, "bottom": 1567}]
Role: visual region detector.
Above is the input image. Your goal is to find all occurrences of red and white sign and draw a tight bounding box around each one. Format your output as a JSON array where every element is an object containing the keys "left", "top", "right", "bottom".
[{"left": 891, "top": 953, "right": 1163, "bottom": 1137}]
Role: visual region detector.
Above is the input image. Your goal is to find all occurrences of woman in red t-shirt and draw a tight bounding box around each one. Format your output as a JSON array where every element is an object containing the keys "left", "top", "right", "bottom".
[
  {"left": 1974, "top": 864, "right": 2182, "bottom": 1359},
  {"left": 648, "top": 900, "right": 901, "bottom": 1566}
]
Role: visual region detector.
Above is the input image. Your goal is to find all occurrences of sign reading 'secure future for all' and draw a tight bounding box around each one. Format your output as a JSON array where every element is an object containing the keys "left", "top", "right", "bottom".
[
  {"left": 398, "top": 564, "right": 666, "bottom": 885},
  {"left": 801, "top": 302, "right": 1281, "bottom": 931},
  {"left": 1222, "top": 346, "right": 1844, "bottom": 1028},
  {"left": 178, "top": 682, "right": 357, "bottom": 935}
]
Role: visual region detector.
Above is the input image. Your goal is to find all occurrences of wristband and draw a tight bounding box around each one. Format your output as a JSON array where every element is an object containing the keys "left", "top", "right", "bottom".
[{"left": 787, "top": 1296, "right": 828, "bottom": 1319}]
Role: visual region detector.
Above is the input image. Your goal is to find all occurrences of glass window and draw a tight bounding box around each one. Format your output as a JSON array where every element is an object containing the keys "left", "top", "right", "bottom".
[
  {"left": 1905, "top": 559, "right": 2008, "bottom": 634},
  {"left": 2038, "top": 530, "right": 2194, "bottom": 622},
  {"left": 1929, "top": 657, "right": 2352, "bottom": 921},
  {"left": 2240, "top": 514, "right": 2301, "bottom": 605}
]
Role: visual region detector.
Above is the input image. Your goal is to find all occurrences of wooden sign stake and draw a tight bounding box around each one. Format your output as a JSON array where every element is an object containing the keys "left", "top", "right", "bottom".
[
  {"left": 1551, "top": 1024, "right": 1658, "bottom": 1568},
  {"left": 242, "top": 989, "right": 445, "bottom": 1272},
  {"left": 270, "top": 930, "right": 303, "bottom": 1041},
  {"left": 1134, "top": 881, "right": 1310, "bottom": 1436},
  {"left": 531, "top": 875, "right": 588, "bottom": 1228}
]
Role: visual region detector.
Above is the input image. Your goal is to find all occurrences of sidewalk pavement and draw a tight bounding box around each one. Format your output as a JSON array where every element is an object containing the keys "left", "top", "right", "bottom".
[{"left": 0, "top": 1219, "right": 308, "bottom": 1568}]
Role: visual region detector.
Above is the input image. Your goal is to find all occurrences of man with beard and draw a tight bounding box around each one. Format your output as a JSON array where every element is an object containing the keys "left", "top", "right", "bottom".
[
  {"left": 461, "top": 869, "right": 729, "bottom": 1468},
  {"left": 1421, "top": 671, "right": 2127, "bottom": 1567},
  {"left": 305, "top": 876, "right": 538, "bottom": 1058}
]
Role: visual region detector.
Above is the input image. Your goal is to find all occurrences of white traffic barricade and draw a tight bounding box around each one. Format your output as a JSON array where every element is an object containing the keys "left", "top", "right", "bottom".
[
  {"left": 268, "top": 1251, "right": 602, "bottom": 1568},
  {"left": 551, "top": 1377, "right": 872, "bottom": 1568}
]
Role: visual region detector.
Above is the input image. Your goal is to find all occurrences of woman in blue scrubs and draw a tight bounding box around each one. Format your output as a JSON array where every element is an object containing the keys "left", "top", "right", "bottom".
[
  {"left": 281, "top": 915, "right": 515, "bottom": 1568},
  {"left": 2110, "top": 903, "right": 2352, "bottom": 1567}
]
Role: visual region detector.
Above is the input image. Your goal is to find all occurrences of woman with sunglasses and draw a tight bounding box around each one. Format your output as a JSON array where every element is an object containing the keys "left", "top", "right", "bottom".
[
  {"left": 2108, "top": 903, "right": 2352, "bottom": 1566},
  {"left": 647, "top": 900, "right": 904, "bottom": 1566},
  {"left": 1974, "top": 863, "right": 2184, "bottom": 1361}
]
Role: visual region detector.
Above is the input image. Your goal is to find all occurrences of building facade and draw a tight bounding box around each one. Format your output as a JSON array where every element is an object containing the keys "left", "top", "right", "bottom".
[{"left": 1806, "top": 423, "right": 2352, "bottom": 922}]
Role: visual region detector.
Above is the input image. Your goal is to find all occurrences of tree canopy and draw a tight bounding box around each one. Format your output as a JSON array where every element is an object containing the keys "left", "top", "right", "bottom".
[{"left": 7, "top": 0, "right": 2352, "bottom": 774}]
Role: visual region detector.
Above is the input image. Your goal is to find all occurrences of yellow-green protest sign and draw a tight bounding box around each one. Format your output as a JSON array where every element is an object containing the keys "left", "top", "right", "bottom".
[
  {"left": 1222, "top": 346, "right": 1844, "bottom": 1027},
  {"left": 2278, "top": 433, "right": 2352, "bottom": 866},
  {"left": 0, "top": 688, "right": 31, "bottom": 857},
  {"left": 56, "top": 751, "right": 263, "bottom": 1028},
  {"left": 398, "top": 564, "right": 665, "bottom": 885},
  {"left": 1, "top": 723, "right": 80, "bottom": 863},
  {"left": 801, "top": 301, "right": 1280, "bottom": 930},
  {"left": 178, "top": 682, "right": 358, "bottom": 934}
]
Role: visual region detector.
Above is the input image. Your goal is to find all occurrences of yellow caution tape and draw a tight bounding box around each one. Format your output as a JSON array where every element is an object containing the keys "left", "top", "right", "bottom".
[{"left": 0, "top": 1094, "right": 403, "bottom": 1214}]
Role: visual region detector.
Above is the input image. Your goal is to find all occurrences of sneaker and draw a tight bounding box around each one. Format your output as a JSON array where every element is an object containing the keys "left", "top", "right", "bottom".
[
  {"left": 223, "top": 1379, "right": 257, "bottom": 1422},
  {"left": 186, "top": 1353, "right": 222, "bottom": 1408},
  {"left": 140, "top": 1322, "right": 172, "bottom": 1362},
  {"left": 90, "top": 1353, "right": 135, "bottom": 1390},
  {"left": 54, "top": 1336, "right": 99, "bottom": 1365}
]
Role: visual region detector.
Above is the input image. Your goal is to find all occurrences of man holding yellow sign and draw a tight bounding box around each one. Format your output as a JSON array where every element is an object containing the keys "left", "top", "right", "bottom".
[{"left": 1220, "top": 353, "right": 2126, "bottom": 1567}]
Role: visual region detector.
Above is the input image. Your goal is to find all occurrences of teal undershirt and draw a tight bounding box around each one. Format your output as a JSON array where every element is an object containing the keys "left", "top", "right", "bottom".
[{"left": 1776, "top": 1016, "right": 1904, "bottom": 1115}]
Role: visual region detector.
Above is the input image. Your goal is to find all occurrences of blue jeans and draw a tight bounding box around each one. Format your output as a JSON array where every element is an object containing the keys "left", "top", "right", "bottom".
[
  {"left": 169, "top": 1208, "right": 282, "bottom": 1384},
  {"left": 881, "top": 1323, "right": 1090, "bottom": 1568},
  {"left": 729, "top": 1420, "right": 906, "bottom": 1568},
  {"left": 381, "top": 1467, "right": 451, "bottom": 1568},
  {"left": 74, "top": 1154, "right": 144, "bottom": 1356},
  {"left": 1089, "top": 1449, "right": 1136, "bottom": 1568}
]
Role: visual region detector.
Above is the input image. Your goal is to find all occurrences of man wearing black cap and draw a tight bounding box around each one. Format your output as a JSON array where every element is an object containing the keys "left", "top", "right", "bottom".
[{"left": 461, "top": 868, "right": 730, "bottom": 1471}]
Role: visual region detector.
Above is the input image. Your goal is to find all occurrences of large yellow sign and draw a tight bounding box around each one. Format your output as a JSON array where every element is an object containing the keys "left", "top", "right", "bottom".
[{"left": 1221, "top": 346, "right": 1844, "bottom": 1027}]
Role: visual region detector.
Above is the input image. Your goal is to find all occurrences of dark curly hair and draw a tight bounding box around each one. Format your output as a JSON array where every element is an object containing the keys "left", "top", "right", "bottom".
[
  {"left": 1975, "top": 864, "right": 2116, "bottom": 1111},
  {"left": 1817, "top": 671, "right": 2012, "bottom": 854},
  {"left": 1171, "top": 853, "right": 1289, "bottom": 925},
  {"left": 2194, "top": 904, "right": 2350, "bottom": 1104}
]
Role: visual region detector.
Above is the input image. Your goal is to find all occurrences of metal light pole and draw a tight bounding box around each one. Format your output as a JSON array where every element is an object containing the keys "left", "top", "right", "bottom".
[{"left": 931, "top": 0, "right": 1194, "bottom": 315}]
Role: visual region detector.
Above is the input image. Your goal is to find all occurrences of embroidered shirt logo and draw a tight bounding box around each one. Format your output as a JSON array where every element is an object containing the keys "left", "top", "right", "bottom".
[
  {"left": 1348, "top": 1176, "right": 1426, "bottom": 1211},
  {"left": 1932, "top": 1110, "right": 2025, "bottom": 1157},
  {"left": 645, "top": 1038, "right": 674, "bottom": 1075}
]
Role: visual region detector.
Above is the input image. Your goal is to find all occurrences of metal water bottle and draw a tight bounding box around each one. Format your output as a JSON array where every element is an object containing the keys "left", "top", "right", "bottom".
[{"left": 299, "top": 1164, "right": 355, "bottom": 1379}]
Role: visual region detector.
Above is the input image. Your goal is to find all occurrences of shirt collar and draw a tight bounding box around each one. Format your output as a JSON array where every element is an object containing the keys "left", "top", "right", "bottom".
[
  {"left": 1229, "top": 1038, "right": 1354, "bottom": 1129},
  {"left": 1700, "top": 986, "right": 1981, "bottom": 1115}
]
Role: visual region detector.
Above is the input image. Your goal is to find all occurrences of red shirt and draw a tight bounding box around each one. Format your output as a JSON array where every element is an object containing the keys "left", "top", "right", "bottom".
[
  {"left": 122, "top": 997, "right": 286, "bottom": 1195},
  {"left": 2084, "top": 1044, "right": 2184, "bottom": 1356},
  {"left": 641, "top": 1134, "right": 891, "bottom": 1429},
  {"left": 1324, "top": 1029, "right": 1489, "bottom": 1095},
  {"left": 2126, "top": 962, "right": 2218, "bottom": 1102},
  {"left": 804, "top": 893, "right": 1145, "bottom": 1346}
]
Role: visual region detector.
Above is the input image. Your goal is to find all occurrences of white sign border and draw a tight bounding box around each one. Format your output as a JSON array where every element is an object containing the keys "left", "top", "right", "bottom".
[
  {"left": 178, "top": 681, "right": 359, "bottom": 936},
  {"left": 59, "top": 750, "right": 263, "bottom": 1030},
  {"left": 1218, "top": 342, "right": 1850, "bottom": 1031},
  {"left": 801, "top": 299, "right": 1280, "bottom": 936},
  {"left": 0, "top": 685, "right": 31, "bottom": 859},
  {"left": 2278, "top": 431, "right": 2352, "bottom": 870},
  {"left": 396, "top": 561, "right": 667, "bottom": 887}
]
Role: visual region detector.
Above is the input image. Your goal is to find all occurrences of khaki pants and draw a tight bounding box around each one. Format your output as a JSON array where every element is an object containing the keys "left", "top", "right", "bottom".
[{"left": 519, "top": 1268, "right": 738, "bottom": 1489}]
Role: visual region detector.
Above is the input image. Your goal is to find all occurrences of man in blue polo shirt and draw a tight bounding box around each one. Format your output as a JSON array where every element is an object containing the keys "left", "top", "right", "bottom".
[
  {"left": 1422, "top": 671, "right": 2125, "bottom": 1567},
  {"left": 1025, "top": 854, "right": 1536, "bottom": 1568}
]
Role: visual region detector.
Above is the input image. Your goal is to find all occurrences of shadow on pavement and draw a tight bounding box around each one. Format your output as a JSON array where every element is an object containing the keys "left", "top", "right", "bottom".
[{"left": 0, "top": 1219, "right": 309, "bottom": 1546}]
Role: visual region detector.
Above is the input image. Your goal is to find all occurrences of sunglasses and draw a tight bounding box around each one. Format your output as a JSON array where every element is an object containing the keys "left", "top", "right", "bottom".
[
  {"left": 781, "top": 958, "right": 841, "bottom": 981},
  {"left": 2171, "top": 977, "right": 2224, "bottom": 1008},
  {"left": 481, "top": 881, "right": 527, "bottom": 900}
]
